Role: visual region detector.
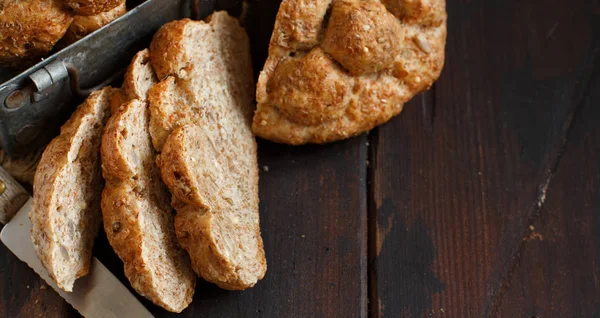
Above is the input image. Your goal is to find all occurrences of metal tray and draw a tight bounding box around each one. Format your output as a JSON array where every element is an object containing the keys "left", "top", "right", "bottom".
[{"left": 0, "top": 0, "right": 240, "bottom": 156}]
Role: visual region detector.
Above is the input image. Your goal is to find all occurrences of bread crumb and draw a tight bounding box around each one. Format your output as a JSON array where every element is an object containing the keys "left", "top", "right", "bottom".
[
  {"left": 40, "top": 284, "right": 47, "bottom": 290},
  {"left": 262, "top": 165, "right": 269, "bottom": 172},
  {"left": 524, "top": 231, "right": 544, "bottom": 241},
  {"left": 301, "top": 235, "right": 305, "bottom": 238},
  {"left": 440, "top": 308, "right": 444, "bottom": 313},
  {"left": 363, "top": 47, "right": 369, "bottom": 53},
  {"left": 260, "top": 120, "right": 267, "bottom": 126},
  {"left": 34, "top": 299, "right": 39, "bottom": 304},
  {"left": 26, "top": 285, "right": 30, "bottom": 289},
  {"left": 366, "top": 141, "right": 370, "bottom": 147},
  {"left": 362, "top": 25, "right": 371, "bottom": 31},
  {"left": 529, "top": 225, "right": 535, "bottom": 230}
]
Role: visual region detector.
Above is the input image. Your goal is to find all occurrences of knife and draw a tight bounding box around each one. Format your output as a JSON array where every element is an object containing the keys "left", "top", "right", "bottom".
[{"left": 0, "top": 166, "right": 153, "bottom": 317}]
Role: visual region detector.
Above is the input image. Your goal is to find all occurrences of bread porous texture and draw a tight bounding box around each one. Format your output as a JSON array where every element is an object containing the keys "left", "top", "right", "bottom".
[
  {"left": 149, "top": 12, "right": 266, "bottom": 290},
  {"left": 100, "top": 49, "right": 196, "bottom": 313},
  {"left": 30, "top": 86, "right": 117, "bottom": 292}
]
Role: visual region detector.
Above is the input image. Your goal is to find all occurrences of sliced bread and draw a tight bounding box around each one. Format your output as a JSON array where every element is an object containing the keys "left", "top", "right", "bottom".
[
  {"left": 149, "top": 12, "right": 266, "bottom": 289},
  {"left": 148, "top": 12, "right": 255, "bottom": 151},
  {"left": 30, "top": 86, "right": 116, "bottom": 291},
  {"left": 101, "top": 99, "right": 196, "bottom": 312},
  {"left": 157, "top": 124, "right": 265, "bottom": 290},
  {"left": 100, "top": 49, "right": 195, "bottom": 312}
]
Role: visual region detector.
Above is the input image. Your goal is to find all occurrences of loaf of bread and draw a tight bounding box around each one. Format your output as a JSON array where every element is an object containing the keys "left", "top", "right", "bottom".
[
  {"left": 253, "top": 0, "right": 447, "bottom": 144},
  {"left": 100, "top": 49, "right": 196, "bottom": 312},
  {"left": 30, "top": 86, "right": 117, "bottom": 292},
  {"left": 0, "top": 0, "right": 74, "bottom": 68},
  {"left": 61, "top": 0, "right": 126, "bottom": 44},
  {"left": 149, "top": 12, "right": 266, "bottom": 290}
]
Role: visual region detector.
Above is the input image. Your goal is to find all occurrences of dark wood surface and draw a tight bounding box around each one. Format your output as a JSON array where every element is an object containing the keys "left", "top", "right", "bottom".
[{"left": 1, "top": 0, "right": 599, "bottom": 317}]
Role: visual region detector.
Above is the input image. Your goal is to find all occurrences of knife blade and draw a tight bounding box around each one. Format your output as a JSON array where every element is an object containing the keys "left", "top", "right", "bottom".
[{"left": 0, "top": 169, "right": 153, "bottom": 318}]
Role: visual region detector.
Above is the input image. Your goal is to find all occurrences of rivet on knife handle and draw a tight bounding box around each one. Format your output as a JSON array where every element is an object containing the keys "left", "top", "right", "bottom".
[{"left": 0, "top": 165, "right": 29, "bottom": 224}]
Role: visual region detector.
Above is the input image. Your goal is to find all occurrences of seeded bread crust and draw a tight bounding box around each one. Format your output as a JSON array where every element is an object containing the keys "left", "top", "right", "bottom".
[
  {"left": 149, "top": 13, "right": 266, "bottom": 290},
  {"left": 253, "top": 0, "right": 447, "bottom": 144},
  {"left": 61, "top": 0, "right": 126, "bottom": 44},
  {"left": 30, "top": 86, "right": 116, "bottom": 292},
  {"left": 100, "top": 50, "right": 195, "bottom": 313},
  {"left": 0, "top": 0, "right": 74, "bottom": 68},
  {"left": 65, "top": 0, "right": 122, "bottom": 16}
]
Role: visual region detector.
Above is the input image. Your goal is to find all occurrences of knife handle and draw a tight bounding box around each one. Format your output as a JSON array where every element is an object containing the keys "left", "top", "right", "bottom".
[{"left": 0, "top": 166, "right": 29, "bottom": 224}]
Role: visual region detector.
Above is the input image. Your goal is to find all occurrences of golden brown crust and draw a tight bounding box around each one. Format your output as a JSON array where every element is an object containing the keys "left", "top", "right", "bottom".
[
  {"left": 65, "top": 0, "right": 121, "bottom": 16},
  {"left": 254, "top": 0, "right": 447, "bottom": 144},
  {"left": 122, "top": 49, "right": 158, "bottom": 101},
  {"left": 61, "top": 0, "right": 125, "bottom": 44},
  {"left": 0, "top": 0, "right": 73, "bottom": 68},
  {"left": 30, "top": 86, "right": 116, "bottom": 291},
  {"left": 148, "top": 19, "right": 188, "bottom": 81}
]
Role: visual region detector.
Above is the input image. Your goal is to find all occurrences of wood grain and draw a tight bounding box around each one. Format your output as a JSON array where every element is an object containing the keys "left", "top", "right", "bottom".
[
  {"left": 0, "top": 166, "right": 29, "bottom": 224},
  {"left": 493, "top": 55, "right": 600, "bottom": 317},
  {"left": 367, "top": 0, "right": 599, "bottom": 316},
  {"left": 132, "top": 138, "right": 368, "bottom": 317}
]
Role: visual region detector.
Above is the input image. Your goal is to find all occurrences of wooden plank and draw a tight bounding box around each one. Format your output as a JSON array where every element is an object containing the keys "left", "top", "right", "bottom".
[
  {"left": 493, "top": 62, "right": 600, "bottom": 317},
  {"left": 0, "top": 244, "right": 79, "bottom": 318},
  {"left": 368, "top": 0, "right": 599, "bottom": 316},
  {"left": 1, "top": 138, "right": 368, "bottom": 318},
  {"left": 167, "top": 138, "right": 368, "bottom": 318},
  {"left": 1, "top": 1, "right": 369, "bottom": 317}
]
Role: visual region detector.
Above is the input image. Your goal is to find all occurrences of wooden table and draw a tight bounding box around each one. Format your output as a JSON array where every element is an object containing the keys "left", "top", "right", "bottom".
[{"left": 1, "top": 0, "right": 599, "bottom": 317}]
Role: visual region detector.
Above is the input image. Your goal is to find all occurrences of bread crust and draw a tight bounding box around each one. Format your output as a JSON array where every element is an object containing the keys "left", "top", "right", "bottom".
[
  {"left": 61, "top": 0, "right": 126, "bottom": 44},
  {"left": 0, "top": 0, "right": 73, "bottom": 68},
  {"left": 30, "top": 86, "right": 116, "bottom": 291},
  {"left": 65, "top": 0, "right": 122, "bottom": 16},
  {"left": 254, "top": 0, "right": 447, "bottom": 144},
  {"left": 149, "top": 13, "right": 266, "bottom": 290},
  {"left": 122, "top": 49, "right": 158, "bottom": 101}
]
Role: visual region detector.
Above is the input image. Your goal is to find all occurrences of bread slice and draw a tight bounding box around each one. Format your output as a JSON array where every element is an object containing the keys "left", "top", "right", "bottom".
[
  {"left": 100, "top": 50, "right": 195, "bottom": 312},
  {"left": 30, "top": 86, "right": 117, "bottom": 292},
  {"left": 122, "top": 49, "right": 158, "bottom": 102},
  {"left": 157, "top": 124, "right": 265, "bottom": 290},
  {"left": 148, "top": 13, "right": 255, "bottom": 151},
  {"left": 149, "top": 12, "right": 266, "bottom": 289},
  {"left": 101, "top": 99, "right": 196, "bottom": 312}
]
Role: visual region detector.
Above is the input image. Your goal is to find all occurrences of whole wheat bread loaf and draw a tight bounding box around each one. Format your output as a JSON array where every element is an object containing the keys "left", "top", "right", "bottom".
[
  {"left": 100, "top": 50, "right": 195, "bottom": 312},
  {"left": 30, "top": 86, "right": 116, "bottom": 292},
  {"left": 149, "top": 12, "right": 266, "bottom": 290}
]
